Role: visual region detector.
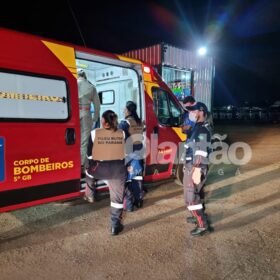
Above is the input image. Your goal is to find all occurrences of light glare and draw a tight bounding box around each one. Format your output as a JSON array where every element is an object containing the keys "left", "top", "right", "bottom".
[
  {"left": 198, "top": 47, "right": 207, "bottom": 56},
  {"left": 143, "top": 66, "right": 151, "bottom": 73}
]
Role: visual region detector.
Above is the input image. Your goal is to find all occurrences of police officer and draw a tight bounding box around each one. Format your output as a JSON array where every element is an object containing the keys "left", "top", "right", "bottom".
[
  {"left": 119, "top": 101, "right": 145, "bottom": 212},
  {"left": 77, "top": 69, "right": 100, "bottom": 174},
  {"left": 183, "top": 102, "right": 212, "bottom": 237},
  {"left": 84, "top": 110, "right": 126, "bottom": 236}
]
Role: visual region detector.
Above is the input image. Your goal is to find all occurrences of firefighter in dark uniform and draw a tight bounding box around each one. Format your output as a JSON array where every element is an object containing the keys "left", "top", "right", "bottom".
[
  {"left": 119, "top": 101, "right": 145, "bottom": 212},
  {"left": 84, "top": 110, "right": 126, "bottom": 236},
  {"left": 183, "top": 102, "right": 212, "bottom": 237}
]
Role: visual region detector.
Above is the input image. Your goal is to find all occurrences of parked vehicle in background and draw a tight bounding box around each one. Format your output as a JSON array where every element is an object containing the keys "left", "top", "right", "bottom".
[
  {"left": 269, "top": 101, "right": 280, "bottom": 123},
  {"left": 213, "top": 104, "right": 279, "bottom": 123}
]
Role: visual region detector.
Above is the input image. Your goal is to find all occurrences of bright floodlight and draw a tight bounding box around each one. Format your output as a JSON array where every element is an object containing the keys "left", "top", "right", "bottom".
[{"left": 198, "top": 47, "right": 207, "bottom": 56}]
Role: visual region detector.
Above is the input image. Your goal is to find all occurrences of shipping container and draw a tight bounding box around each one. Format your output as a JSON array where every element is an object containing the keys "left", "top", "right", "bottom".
[{"left": 123, "top": 43, "right": 215, "bottom": 111}]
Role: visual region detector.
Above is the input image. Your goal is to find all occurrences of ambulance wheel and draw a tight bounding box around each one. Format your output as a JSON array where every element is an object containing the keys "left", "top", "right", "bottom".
[{"left": 176, "top": 163, "right": 184, "bottom": 186}]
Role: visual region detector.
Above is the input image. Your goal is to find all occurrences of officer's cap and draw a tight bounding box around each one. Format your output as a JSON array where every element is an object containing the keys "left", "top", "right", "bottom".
[{"left": 186, "top": 102, "right": 208, "bottom": 113}]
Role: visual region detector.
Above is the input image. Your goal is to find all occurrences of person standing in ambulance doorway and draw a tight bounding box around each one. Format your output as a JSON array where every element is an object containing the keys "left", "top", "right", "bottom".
[
  {"left": 119, "top": 101, "right": 145, "bottom": 212},
  {"left": 84, "top": 110, "right": 126, "bottom": 236},
  {"left": 77, "top": 69, "right": 100, "bottom": 175},
  {"left": 183, "top": 102, "right": 212, "bottom": 237}
]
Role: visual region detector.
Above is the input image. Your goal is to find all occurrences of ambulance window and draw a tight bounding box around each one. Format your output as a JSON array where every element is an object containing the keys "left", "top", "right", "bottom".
[
  {"left": 169, "top": 96, "right": 181, "bottom": 118},
  {"left": 152, "top": 87, "right": 183, "bottom": 126},
  {"left": 0, "top": 71, "right": 68, "bottom": 120},
  {"left": 99, "top": 90, "right": 114, "bottom": 105}
]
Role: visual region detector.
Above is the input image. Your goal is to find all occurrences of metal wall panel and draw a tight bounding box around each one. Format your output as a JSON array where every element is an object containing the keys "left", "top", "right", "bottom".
[
  {"left": 163, "top": 44, "right": 214, "bottom": 110},
  {"left": 122, "top": 43, "right": 214, "bottom": 110},
  {"left": 123, "top": 44, "right": 162, "bottom": 66}
]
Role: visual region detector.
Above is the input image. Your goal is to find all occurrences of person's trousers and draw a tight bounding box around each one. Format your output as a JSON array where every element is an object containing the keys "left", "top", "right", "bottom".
[
  {"left": 85, "top": 175, "right": 97, "bottom": 199},
  {"left": 86, "top": 160, "right": 126, "bottom": 228},
  {"left": 80, "top": 113, "right": 93, "bottom": 167},
  {"left": 125, "top": 158, "right": 144, "bottom": 210},
  {"left": 125, "top": 177, "right": 143, "bottom": 210},
  {"left": 183, "top": 162, "right": 209, "bottom": 228}
]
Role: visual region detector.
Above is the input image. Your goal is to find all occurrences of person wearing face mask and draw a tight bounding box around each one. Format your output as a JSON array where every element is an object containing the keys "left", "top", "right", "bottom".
[
  {"left": 181, "top": 96, "right": 196, "bottom": 138},
  {"left": 182, "top": 97, "right": 198, "bottom": 170},
  {"left": 183, "top": 102, "right": 212, "bottom": 237}
]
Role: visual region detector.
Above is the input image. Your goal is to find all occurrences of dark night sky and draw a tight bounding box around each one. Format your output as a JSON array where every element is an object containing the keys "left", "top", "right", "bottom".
[{"left": 1, "top": 0, "right": 280, "bottom": 107}]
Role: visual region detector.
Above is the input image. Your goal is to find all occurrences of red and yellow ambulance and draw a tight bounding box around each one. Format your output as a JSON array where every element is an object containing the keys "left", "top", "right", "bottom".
[{"left": 0, "top": 28, "right": 186, "bottom": 212}]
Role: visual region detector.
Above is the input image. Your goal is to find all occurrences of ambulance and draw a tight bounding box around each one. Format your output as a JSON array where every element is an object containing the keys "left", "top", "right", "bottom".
[{"left": 0, "top": 28, "right": 186, "bottom": 212}]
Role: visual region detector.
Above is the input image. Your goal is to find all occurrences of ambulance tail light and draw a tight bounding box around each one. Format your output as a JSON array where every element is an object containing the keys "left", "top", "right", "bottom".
[
  {"left": 142, "top": 63, "right": 157, "bottom": 82},
  {"left": 143, "top": 66, "right": 151, "bottom": 73}
]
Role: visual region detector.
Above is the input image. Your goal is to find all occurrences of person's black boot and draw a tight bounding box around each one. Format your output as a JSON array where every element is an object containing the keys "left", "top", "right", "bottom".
[
  {"left": 111, "top": 224, "right": 124, "bottom": 236},
  {"left": 83, "top": 195, "right": 94, "bottom": 203},
  {"left": 125, "top": 207, "right": 134, "bottom": 212},
  {"left": 134, "top": 199, "right": 143, "bottom": 209},
  {"left": 190, "top": 226, "right": 210, "bottom": 237},
  {"left": 186, "top": 216, "right": 197, "bottom": 224}
]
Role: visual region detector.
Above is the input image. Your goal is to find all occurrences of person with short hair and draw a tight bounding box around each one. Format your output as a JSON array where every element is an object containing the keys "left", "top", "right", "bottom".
[
  {"left": 84, "top": 110, "right": 126, "bottom": 236},
  {"left": 183, "top": 95, "right": 196, "bottom": 106},
  {"left": 181, "top": 96, "right": 196, "bottom": 137},
  {"left": 183, "top": 102, "right": 212, "bottom": 236}
]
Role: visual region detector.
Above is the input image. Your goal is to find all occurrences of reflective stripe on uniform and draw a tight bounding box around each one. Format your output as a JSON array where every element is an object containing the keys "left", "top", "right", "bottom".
[
  {"left": 186, "top": 157, "right": 192, "bottom": 160},
  {"left": 111, "top": 202, "right": 124, "bottom": 209},
  {"left": 133, "top": 176, "right": 143, "bottom": 180},
  {"left": 91, "top": 130, "right": 96, "bottom": 142},
  {"left": 188, "top": 204, "right": 203, "bottom": 211},
  {"left": 85, "top": 170, "right": 94, "bottom": 178},
  {"left": 195, "top": 150, "right": 208, "bottom": 157}
]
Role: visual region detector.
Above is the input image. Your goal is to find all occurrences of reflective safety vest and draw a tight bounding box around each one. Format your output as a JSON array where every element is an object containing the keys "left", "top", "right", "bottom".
[
  {"left": 126, "top": 117, "right": 144, "bottom": 144},
  {"left": 92, "top": 128, "right": 125, "bottom": 161}
]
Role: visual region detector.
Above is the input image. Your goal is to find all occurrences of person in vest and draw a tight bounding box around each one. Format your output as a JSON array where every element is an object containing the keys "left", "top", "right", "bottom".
[
  {"left": 119, "top": 101, "right": 145, "bottom": 212},
  {"left": 84, "top": 110, "right": 126, "bottom": 236},
  {"left": 183, "top": 102, "right": 212, "bottom": 237},
  {"left": 77, "top": 69, "right": 100, "bottom": 175}
]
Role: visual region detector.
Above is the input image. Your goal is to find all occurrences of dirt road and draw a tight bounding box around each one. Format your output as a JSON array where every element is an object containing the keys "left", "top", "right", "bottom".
[{"left": 0, "top": 124, "right": 279, "bottom": 280}]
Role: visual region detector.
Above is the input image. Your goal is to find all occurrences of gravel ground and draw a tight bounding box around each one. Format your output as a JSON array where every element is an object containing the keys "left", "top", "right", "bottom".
[{"left": 0, "top": 124, "right": 279, "bottom": 280}]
